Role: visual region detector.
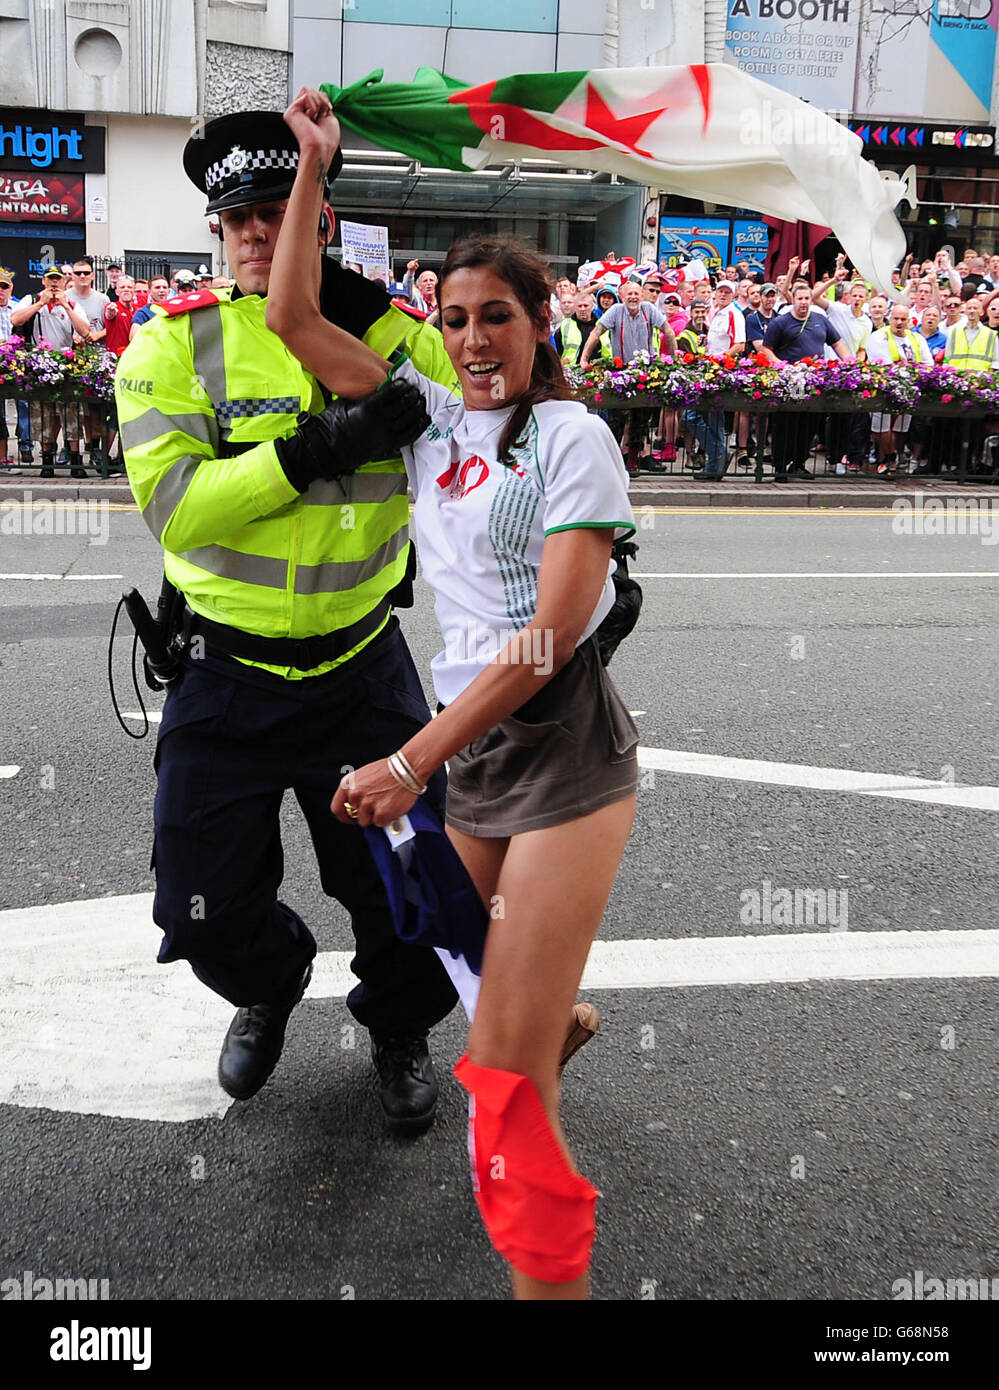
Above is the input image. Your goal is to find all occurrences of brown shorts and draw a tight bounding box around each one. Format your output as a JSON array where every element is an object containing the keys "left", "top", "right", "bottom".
[{"left": 445, "top": 635, "right": 639, "bottom": 838}]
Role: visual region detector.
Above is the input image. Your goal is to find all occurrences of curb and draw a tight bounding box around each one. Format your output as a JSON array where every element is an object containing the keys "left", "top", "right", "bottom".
[
  {"left": 1, "top": 480, "right": 133, "bottom": 504},
  {"left": 3, "top": 477, "right": 996, "bottom": 511}
]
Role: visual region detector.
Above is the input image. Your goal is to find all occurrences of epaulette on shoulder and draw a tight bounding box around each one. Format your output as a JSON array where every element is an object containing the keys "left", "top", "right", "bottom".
[
  {"left": 154, "top": 289, "right": 222, "bottom": 318},
  {"left": 392, "top": 299, "right": 429, "bottom": 322}
]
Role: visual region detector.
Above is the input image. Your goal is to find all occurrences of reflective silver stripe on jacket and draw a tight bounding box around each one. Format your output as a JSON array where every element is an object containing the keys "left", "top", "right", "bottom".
[
  {"left": 120, "top": 406, "right": 218, "bottom": 453},
  {"left": 300, "top": 473, "right": 406, "bottom": 507},
  {"left": 189, "top": 305, "right": 230, "bottom": 436},
  {"left": 180, "top": 526, "right": 408, "bottom": 594},
  {"left": 145, "top": 454, "right": 206, "bottom": 540}
]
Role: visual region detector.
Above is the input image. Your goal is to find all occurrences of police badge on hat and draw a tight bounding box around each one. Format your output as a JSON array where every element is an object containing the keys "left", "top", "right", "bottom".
[{"left": 183, "top": 110, "right": 344, "bottom": 214}]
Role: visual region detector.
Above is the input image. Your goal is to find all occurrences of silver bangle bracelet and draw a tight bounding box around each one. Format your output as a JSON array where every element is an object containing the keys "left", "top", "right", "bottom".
[
  {"left": 394, "top": 748, "right": 424, "bottom": 787},
  {"left": 387, "top": 751, "right": 426, "bottom": 796}
]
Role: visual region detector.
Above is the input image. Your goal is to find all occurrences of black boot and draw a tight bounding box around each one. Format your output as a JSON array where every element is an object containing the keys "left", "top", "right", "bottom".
[
  {"left": 217, "top": 963, "right": 312, "bottom": 1100},
  {"left": 69, "top": 451, "right": 87, "bottom": 479},
  {"left": 40, "top": 450, "right": 55, "bottom": 479},
  {"left": 370, "top": 1034, "right": 439, "bottom": 1135}
]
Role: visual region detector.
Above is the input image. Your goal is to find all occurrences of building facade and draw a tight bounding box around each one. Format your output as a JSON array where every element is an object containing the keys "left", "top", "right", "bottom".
[{"left": 0, "top": 0, "right": 292, "bottom": 288}]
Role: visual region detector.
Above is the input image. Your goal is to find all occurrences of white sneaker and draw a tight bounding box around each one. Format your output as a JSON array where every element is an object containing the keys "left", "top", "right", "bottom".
[{"left": 836, "top": 461, "right": 847, "bottom": 475}]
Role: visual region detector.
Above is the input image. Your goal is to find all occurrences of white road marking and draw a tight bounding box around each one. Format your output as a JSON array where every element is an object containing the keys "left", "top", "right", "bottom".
[
  {"left": 0, "top": 573, "right": 123, "bottom": 581},
  {"left": 633, "top": 571, "right": 999, "bottom": 579},
  {"left": 0, "top": 766, "right": 20, "bottom": 778},
  {"left": 638, "top": 747, "right": 999, "bottom": 812},
  {"left": 121, "top": 711, "right": 162, "bottom": 723},
  {"left": 581, "top": 932, "right": 999, "bottom": 990},
  {"left": 3, "top": 893, "right": 999, "bottom": 1123}
]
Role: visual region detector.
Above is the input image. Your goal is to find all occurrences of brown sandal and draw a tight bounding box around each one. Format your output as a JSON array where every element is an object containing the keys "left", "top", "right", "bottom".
[{"left": 559, "top": 1002, "right": 601, "bottom": 1073}]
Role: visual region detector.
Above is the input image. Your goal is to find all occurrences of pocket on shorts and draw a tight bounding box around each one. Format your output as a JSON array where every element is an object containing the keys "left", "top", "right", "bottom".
[
  {"left": 153, "top": 666, "right": 236, "bottom": 771},
  {"left": 500, "top": 711, "right": 577, "bottom": 749}
]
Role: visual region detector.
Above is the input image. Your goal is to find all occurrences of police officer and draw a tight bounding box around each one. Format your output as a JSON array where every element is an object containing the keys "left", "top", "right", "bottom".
[{"left": 116, "top": 111, "right": 461, "bottom": 1133}]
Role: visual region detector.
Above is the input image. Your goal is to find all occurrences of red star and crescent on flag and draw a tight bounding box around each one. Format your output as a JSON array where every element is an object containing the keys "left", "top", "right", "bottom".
[{"left": 449, "top": 67, "right": 711, "bottom": 160}]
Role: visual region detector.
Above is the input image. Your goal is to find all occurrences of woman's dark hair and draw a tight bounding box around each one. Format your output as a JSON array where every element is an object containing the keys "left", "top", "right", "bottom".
[{"left": 438, "top": 236, "right": 571, "bottom": 463}]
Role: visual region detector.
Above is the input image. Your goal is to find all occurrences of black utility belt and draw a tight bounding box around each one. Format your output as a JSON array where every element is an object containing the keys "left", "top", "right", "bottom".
[{"left": 182, "top": 599, "right": 391, "bottom": 670}]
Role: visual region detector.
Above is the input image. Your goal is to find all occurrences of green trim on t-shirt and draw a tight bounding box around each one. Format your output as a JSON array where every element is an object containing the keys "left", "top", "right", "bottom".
[{"left": 543, "top": 520, "right": 636, "bottom": 537}]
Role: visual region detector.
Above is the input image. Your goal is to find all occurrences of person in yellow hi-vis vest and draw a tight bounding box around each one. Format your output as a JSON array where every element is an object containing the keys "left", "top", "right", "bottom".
[
  {"left": 115, "top": 110, "right": 462, "bottom": 1129},
  {"left": 944, "top": 297, "right": 999, "bottom": 371},
  {"left": 865, "top": 301, "right": 933, "bottom": 476}
]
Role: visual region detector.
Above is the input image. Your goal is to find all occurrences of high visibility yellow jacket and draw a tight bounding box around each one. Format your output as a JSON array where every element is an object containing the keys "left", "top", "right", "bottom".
[
  {"left": 945, "top": 324, "right": 998, "bottom": 371},
  {"left": 558, "top": 316, "right": 608, "bottom": 364},
  {"left": 116, "top": 288, "right": 458, "bottom": 679}
]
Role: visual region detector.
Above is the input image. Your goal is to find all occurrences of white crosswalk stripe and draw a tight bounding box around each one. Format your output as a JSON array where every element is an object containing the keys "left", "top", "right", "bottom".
[{"left": 3, "top": 892, "right": 998, "bottom": 1124}]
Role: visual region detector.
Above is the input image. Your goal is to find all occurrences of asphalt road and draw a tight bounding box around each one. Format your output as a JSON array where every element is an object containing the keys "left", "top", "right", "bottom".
[{"left": 2, "top": 502, "right": 998, "bottom": 1305}]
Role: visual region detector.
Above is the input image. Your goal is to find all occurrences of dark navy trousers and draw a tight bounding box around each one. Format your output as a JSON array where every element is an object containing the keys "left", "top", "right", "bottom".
[{"left": 151, "top": 617, "right": 458, "bottom": 1031}]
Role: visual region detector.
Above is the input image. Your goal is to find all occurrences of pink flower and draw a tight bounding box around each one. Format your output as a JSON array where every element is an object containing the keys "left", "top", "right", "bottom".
[
  {"left": 941, "top": 394, "right": 953, "bottom": 404},
  {"left": 594, "top": 393, "right": 602, "bottom": 403}
]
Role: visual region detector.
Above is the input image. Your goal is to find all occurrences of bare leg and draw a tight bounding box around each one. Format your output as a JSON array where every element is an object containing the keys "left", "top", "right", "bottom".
[{"left": 462, "top": 795, "right": 637, "bottom": 1300}]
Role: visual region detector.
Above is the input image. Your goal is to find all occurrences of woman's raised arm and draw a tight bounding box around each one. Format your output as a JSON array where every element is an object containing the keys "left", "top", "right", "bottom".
[{"left": 267, "top": 86, "right": 390, "bottom": 397}]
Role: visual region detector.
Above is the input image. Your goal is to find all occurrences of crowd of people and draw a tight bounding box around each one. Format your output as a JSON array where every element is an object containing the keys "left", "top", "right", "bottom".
[
  {"left": 5, "top": 233, "right": 999, "bottom": 486},
  {"left": 535, "top": 247, "right": 999, "bottom": 480},
  {"left": 0, "top": 259, "right": 232, "bottom": 477}
]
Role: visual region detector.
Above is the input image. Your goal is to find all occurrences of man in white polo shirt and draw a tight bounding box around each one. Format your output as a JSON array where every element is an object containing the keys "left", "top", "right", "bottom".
[{"left": 812, "top": 276, "right": 873, "bottom": 474}]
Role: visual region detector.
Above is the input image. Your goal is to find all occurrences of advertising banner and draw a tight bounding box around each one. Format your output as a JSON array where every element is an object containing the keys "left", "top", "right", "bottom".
[
  {"left": 723, "top": 0, "right": 858, "bottom": 111},
  {"left": 854, "top": 0, "right": 999, "bottom": 124},
  {"left": 0, "top": 110, "right": 105, "bottom": 173},
  {"left": 339, "top": 219, "right": 390, "bottom": 285},
  {"left": 732, "top": 219, "right": 770, "bottom": 272},
  {"left": 0, "top": 172, "right": 84, "bottom": 222},
  {"left": 659, "top": 217, "right": 731, "bottom": 276}
]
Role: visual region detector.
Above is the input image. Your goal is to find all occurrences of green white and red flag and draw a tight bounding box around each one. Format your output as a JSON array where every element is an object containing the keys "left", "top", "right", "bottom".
[{"left": 322, "top": 64, "right": 911, "bottom": 293}]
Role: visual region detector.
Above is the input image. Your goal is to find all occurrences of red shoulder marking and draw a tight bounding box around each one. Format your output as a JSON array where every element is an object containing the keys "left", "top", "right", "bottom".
[
  {"left": 393, "top": 300, "right": 429, "bottom": 321},
  {"left": 156, "top": 289, "right": 221, "bottom": 318}
]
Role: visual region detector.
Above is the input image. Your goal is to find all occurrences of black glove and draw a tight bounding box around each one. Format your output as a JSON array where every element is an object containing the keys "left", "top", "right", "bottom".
[{"left": 275, "top": 377, "right": 431, "bottom": 492}]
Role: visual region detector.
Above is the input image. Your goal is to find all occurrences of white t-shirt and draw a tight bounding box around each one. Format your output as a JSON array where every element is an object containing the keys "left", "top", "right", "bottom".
[
  {"left": 706, "top": 303, "right": 745, "bottom": 355},
  {"left": 67, "top": 287, "right": 109, "bottom": 334},
  {"left": 825, "top": 301, "right": 872, "bottom": 356},
  {"left": 865, "top": 328, "right": 933, "bottom": 366},
  {"left": 398, "top": 361, "right": 636, "bottom": 707}
]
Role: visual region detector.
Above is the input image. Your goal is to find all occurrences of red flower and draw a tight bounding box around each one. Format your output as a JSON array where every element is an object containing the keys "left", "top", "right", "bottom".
[
  {"left": 613, "top": 356, "right": 624, "bottom": 368},
  {"left": 941, "top": 393, "right": 953, "bottom": 404},
  {"left": 722, "top": 355, "right": 736, "bottom": 370},
  {"left": 753, "top": 352, "right": 769, "bottom": 366},
  {"left": 682, "top": 352, "right": 694, "bottom": 364},
  {"left": 752, "top": 390, "right": 763, "bottom": 399}
]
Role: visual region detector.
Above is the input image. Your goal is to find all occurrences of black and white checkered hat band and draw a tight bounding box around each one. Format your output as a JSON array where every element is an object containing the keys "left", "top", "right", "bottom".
[{"left": 205, "top": 147, "right": 298, "bottom": 194}]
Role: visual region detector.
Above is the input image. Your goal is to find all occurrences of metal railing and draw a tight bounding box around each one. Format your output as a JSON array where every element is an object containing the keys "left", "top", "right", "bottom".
[{"left": 586, "top": 397, "right": 999, "bottom": 483}]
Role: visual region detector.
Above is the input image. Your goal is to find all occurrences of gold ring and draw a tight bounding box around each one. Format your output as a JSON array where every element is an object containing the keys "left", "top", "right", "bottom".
[{"left": 343, "top": 801, "right": 359, "bottom": 820}]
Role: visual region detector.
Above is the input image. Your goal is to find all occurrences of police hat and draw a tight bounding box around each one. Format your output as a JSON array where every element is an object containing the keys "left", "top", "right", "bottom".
[{"left": 183, "top": 110, "right": 344, "bottom": 215}]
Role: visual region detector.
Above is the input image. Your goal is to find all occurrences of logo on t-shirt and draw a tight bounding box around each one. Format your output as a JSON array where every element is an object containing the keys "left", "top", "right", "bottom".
[{"left": 436, "top": 454, "right": 489, "bottom": 499}]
